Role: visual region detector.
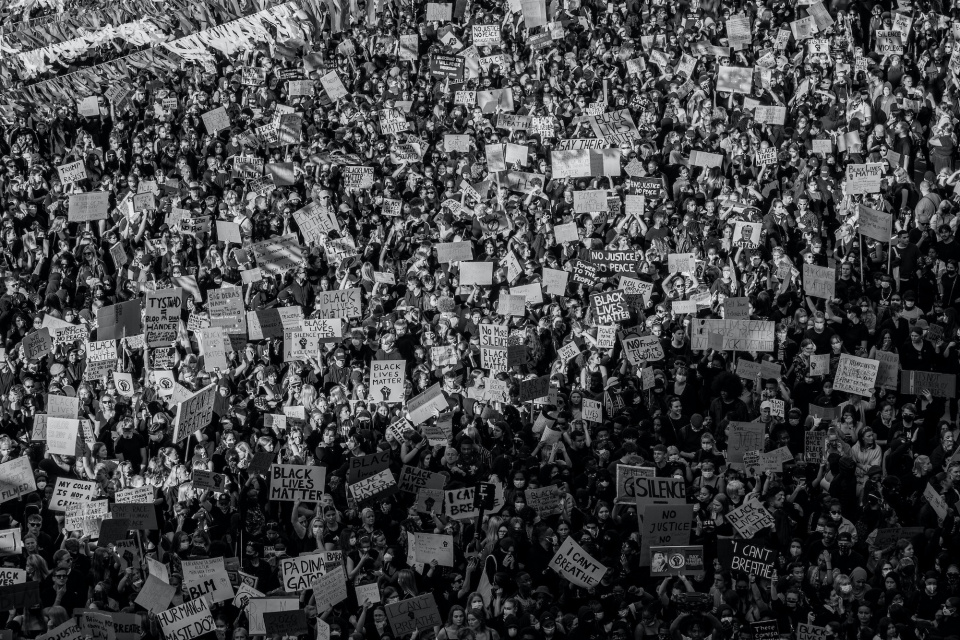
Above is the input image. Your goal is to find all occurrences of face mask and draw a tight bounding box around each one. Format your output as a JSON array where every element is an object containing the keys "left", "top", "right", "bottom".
[
  {"left": 37, "top": 481, "right": 46, "bottom": 489},
  {"left": 508, "top": 631, "right": 518, "bottom": 637},
  {"left": 514, "top": 481, "right": 525, "bottom": 488},
  {"left": 515, "top": 503, "right": 525, "bottom": 511},
  {"left": 882, "top": 569, "right": 892, "bottom": 577},
  {"left": 181, "top": 542, "right": 190, "bottom": 550},
  {"left": 324, "top": 434, "right": 334, "bottom": 444},
  {"left": 927, "top": 585, "right": 937, "bottom": 595},
  {"left": 594, "top": 614, "right": 604, "bottom": 621},
  {"left": 791, "top": 548, "right": 801, "bottom": 557},
  {"left": 840, "top": 585, "right": 852, "bottom": 594},
  {"left": 472, "top": 603, "right": 483, "bottom": 611},
  {"left": 383, "top": 554, "right": 393, "bottom": 563}
]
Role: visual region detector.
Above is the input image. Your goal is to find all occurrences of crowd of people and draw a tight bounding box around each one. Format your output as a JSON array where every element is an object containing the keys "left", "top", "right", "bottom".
[{"left": 2, "top": 0, "right": 960, "bottom": 640}]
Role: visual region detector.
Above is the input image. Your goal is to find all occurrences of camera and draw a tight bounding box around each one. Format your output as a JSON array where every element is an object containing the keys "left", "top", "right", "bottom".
[{"left": 676, "top": 592, "right": 712, "bottom": 612}]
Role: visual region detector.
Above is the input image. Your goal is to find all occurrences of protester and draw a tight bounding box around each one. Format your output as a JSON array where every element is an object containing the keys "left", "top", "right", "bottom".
[{"left": 1, "top": 1, "right": 960, "bottom": 640}]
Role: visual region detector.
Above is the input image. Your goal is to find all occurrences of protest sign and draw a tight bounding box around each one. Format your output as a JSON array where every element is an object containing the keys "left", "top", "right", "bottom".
[
  {"left": 726, "top": 496, "right": 775, "bottom": 538},
  {"left": 859, "top": 205, "right": 893, "bottom": 242},
  {"left": 797, "top": 625, "right": 828, "bottom": 640},
  {"left": 638, "top": 504, "right": 694, "bottom": 566},
  {"left": 0, "top": 457, "right": 36, "bottom": 504},
  {"left": 718, "top": 539, "right": 776, "bottom": 578},
  {"left": 833, "top": 354, "right": 880, "bottom": 396},
  {"left": 68, "top": 192, "right": 110, "bottom": 221},
  {"left": 156, "top": 597, "right": 215, "bottom": 640},
  {"left": 621, "top": 334, "right": 664, "bottom": 364},
  {"left": 111, "top": 503, "right": 158, "bottom": 530},
  {"left": 397, "top": 466, "right": 446, "bottom": 494},
  {"left": 803, "top": 264, "right": 835, "bottom": 299},
  {"left": 346, "top": 450, "right": 391, "bottom": 485},
  {"left": 173, "top": 384, "right": 215, "bottom": 442},
  {"left": 525, "top": 486, "right": 562, "bottom": 518},
  {"left": 263, "top": 611, "right": 308, "bottom": 636},
  {"left": 875, "top": 351, "right": 899, "bottom": 389},
  {"left": 550, "top": 537, "right": 608, "bottom": 588},
  {"left": 407, "top": 384, "right": 449, "bottom": 425},
  {"left": 385, "top": 594, "right": 442, "bottom": 636},
  {"left": 901, "top": 371, "right": 956, "bottom": 397},
  {"left": 445, "top": 487, "right": 479, "bottom": 520},
  {"left": 691, "top": 319, "right": 775, "bottom": 351},
  {"left": 413, "top": 533, "right": 455, "bottom": 566},
  {"left": 269, "top": 464, "right": 325, "bottom": 502},
  {"left": 201, "top": 107, "right": 230, "bottom": 134},
  {"left": 46, "top": 418, "right": 79, "bottom": 456},
  {"left": 633, "top": 477, "right": 687, "bottom": 513},
  {"left": 650, "top": 546, "right": 705, "bottom": 576},
  {"left": 591, "top": 291, "right": 629, "bottom": 324},
  {"left": 370, "top": 360, "right": 406, "bottom": 404},
  {"left": 615, "top": 465, "right": 656, "bottom": 504},
  {"left": 182, "top": 558, "right": 234, "bottom": 604},
  {"left": 349, "top": 468, "right": 399, "bottom": 503}
]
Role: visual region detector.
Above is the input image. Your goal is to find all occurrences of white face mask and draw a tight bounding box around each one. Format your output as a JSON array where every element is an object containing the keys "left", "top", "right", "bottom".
[
  {"left": 840, "top": 585, "right": 852, "bottom": 594},
  {"left": 472, "top": 603, "right": 483, "bottom": 611},
  {"left": 383, "top": 554, "right": 393, "bottom": 563},
  {"left": 702, "top": 472, "right": 714, "bottom": 479}
]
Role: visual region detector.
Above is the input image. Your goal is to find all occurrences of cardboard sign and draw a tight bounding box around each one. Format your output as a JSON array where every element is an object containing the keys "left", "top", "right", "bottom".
[
  {"left": 111, "top": 503, "right": 159, "bottom": 531},
  {"left": 621, "top": 334, "right": 664, "bottom": 364},
  {"left": 833, "top": 354, "right": 880, "bottom": 396},
  {"left": 370, "top": 360, "right": 406, "bottom": 404},
  {"left": 445, "top": 487, "right": 479, "bottom": 520},
  {"left": 859, "top": 205, "right": 893, "bottom": 242},
  {"left": 156, "top": 597, "right": 215, "bottom": 640},
  {"left": 719, "top": 539, "right": 776, "bottom": 578},
  {"left": 173, "top": 384, "right": 216, "bottom": 442},
  {"left": 46, "top": 418, "right": 79, "bottom": 456},
  {"left": 201, "top": 107, "right": 230, "bottom": 134},
  {"left": 803, "top": 264, "right": 835, "bottom": 299},
  {"left": 550, "top": 537, "right": 607, "bottom": 588},
  {"left": 269, "top": 464, "right": 325, "bottom": 502},
  {"left": 901, "top": 371, "right": 956, "bottom": 398},
  {"left": 797, "top": 624, "right": 829, "bottom": 640},
  {"left": 182, "top": 558, "right": 235, "bottom": 604},
  {"left": 349, "top": 468, "right": 399, "bottom": 503},
  {"left": 615, "top": 465, "right": 656, "bottom": 504},
  {"left": 691, "top": 319, "right": 775, "bottom": 352},
  {"left": 875, "top": 351, "right": 899, "bottom": 389},
  {"left": 0, "top": 457, "right": 36, "bottom": 504},
  {"left": 68, "top": 192, "right": 110, "bottom": 221},
  {"left": 385, "top": 594, "right": 442, "bottom": 636},
  {"left": 397, "top": 467, "right": 446, "bottom": 494},
  {"left": 592, "top": 291, "right": 629, "bottom": 324},
  {"left": 314, "top": 288, "right": 363, "bottom": 319},
  {"left": 639, "top": 504, "right": 694, "bottom": 566},
  {"left": 726, "top": 496, "right": 775, "bottom": 538},
  {"left": 406, "top": 384, "right": 448, "bottom": 425},
  {"left": 412, "top": 533, "right": 455, "bottom": 566},
  {"left": 263, "top": 610, "right": 308, "bottom": 636},
  {"left": 279, "top": 552, "right": 343, "bottom": 592}
]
